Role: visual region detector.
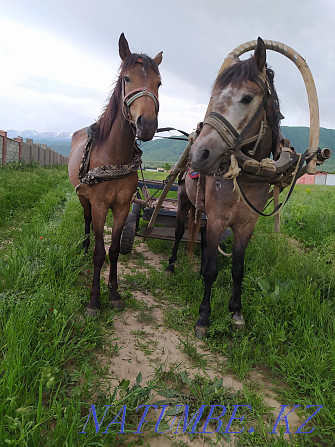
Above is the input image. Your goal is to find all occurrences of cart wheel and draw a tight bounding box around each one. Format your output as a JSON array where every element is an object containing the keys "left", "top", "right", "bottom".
[
  {"left": 131, "top": 202, "right": 141, "bottom": 230},
  {"left": 120, "top": 213, "right": 137, "bottom": 255}
]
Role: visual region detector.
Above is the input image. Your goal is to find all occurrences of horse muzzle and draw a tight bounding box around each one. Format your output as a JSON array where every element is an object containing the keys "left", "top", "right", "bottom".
[
  {"left": 136, "top": 115, "right": 158, "bottom": 141},
  {"left": 190, "top": 138, "right": 229, "bottom": 174}
]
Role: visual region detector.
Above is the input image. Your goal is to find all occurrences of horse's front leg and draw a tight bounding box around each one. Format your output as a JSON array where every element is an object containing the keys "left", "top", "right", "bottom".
[
  {"left": 87, "top": 201, "right": 109, "bottom": 316},
  {"left": 229, "top": 225, "right": 254, "bottom": 329},
  {"left": 79, "top": 196, "right": 92, "bottom": 253},
  {"left": 196, "top": 217, "right": 222, "bottom": 338},
  {"left": 108, "top": 206, "right": 130, "bottom": 309}
]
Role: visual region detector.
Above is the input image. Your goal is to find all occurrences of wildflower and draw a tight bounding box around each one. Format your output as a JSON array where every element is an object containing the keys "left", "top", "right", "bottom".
[{"left": 39, "top": 236, "right": 44, "bottom": 239}]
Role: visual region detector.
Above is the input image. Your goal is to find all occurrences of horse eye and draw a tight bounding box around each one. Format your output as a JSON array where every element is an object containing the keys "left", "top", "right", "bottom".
[
  {"left": 158, "top": 81, "right": 162, "bottom": 88},
  {"left": 241, "top": 94, "right": 253, "bottom": 104},
  {"left": 124, "top": 76, "right": 130, "bottom": 84}
]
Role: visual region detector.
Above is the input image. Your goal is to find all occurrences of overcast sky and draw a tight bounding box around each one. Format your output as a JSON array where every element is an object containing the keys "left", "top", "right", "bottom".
[{"left": 1, "top": 0, "right": 334, "bottom": 135}]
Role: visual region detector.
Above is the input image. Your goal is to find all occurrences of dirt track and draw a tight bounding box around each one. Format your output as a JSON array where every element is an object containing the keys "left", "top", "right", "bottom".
[{"left": 97, "top": 236, "right": 300, "bottom": 445}]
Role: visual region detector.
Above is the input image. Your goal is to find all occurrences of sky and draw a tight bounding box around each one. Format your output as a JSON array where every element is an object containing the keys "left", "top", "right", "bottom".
[{"left": 1, "top": 0, "right": 335, "bottom": 135}]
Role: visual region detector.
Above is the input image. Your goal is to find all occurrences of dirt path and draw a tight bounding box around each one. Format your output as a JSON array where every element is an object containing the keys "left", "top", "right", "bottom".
[{"left": 96, "top": 236, "right": 301, "bottom": 445}]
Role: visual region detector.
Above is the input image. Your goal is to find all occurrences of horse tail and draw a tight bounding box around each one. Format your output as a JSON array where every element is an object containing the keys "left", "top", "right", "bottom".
[{"left": 187, "top": 206, "right": 201, "bottom": 258}]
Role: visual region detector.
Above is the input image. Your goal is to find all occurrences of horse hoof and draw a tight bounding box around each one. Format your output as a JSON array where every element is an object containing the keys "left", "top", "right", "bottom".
[
  {"left": 232, "top": 312, "right": 245, "bottom": 330},
  {"left": 165, "top": 265, "right": 175, "bottom": 276},
  {"left": 195, "top": 325, "right": 207, "bottom": 339},
  {"left": 110, "top": 299, "right": 125, "bottom": 310},
  {"left": 86, "top": 306, "right": 100, "bottom": 318}
]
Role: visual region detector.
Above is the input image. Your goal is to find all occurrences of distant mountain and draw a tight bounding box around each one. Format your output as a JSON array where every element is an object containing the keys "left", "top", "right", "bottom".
[
  {"left": 6, "top": 127, "right": 334, "bottom": 171},
  {"left": 7, "top": 129, "right": 73, "bottom": 141},
  {"left": 141, "top": 136, "right": 188, "bottom": 165},
  {"left": 281, "top": 126, "right": 335, "bottom": 172}
]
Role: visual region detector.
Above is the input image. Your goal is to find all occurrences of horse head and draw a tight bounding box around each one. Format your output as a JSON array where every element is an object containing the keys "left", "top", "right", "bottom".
[
  {"left": 190, "top": 37, "right": 279, "bottom": 174},
  {"left": 119, "top": 33, "right": 163, "bottom": 141}
]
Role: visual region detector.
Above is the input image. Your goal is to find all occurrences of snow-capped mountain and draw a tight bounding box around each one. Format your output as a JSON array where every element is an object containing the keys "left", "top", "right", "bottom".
[{"left": 7, "top": 129, "right": 72, "bottom": 141}]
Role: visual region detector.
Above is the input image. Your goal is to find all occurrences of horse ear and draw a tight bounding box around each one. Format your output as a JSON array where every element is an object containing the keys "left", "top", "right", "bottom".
[
  {"left": 119, "top": 33, "right": 131, "bottom": 60},
  {"left": 153, "top": 51, "right": 163, "bottom": 66},
  {"left": 254, "top": 37, "right": 266, "bottom": 72}
]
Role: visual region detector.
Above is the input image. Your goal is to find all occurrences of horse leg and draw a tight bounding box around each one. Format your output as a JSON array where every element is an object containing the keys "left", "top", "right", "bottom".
[
  {"left": 86, "top": 201, "right": 109, "bottom": 316},
  {"left": 108, "top": 206, "right": 130, "bottom": 308},
  {"left": 229, "top": 225, "right": 254, "bottom": 329},
  {"left": 165, "top": 186, "right": 192, "bottom": 275},
  {"left": 79, "top": 196, "right": 92, "bottom": 253},
  {"left": 196, "top": 218, "right": 222, "bottom": 338}
]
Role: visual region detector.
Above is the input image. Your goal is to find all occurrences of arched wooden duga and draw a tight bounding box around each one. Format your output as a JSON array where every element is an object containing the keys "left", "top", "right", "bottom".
[{"left": 206, "top": 39, "right": 320, "bottom": 174}]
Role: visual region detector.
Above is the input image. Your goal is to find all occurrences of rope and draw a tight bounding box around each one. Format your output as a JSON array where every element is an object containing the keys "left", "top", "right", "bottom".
[
  {"left": 235, "top": 153, "right": 303, "bottom": 217},
  {"left": 223, "top": 154, "right": 242, "bottom": 202},
  {"left": 223, "top": 154, "right": 241, "bottom": 180},
  {"left": 194, "top": 173, "right": 202, "bottom": 224}
]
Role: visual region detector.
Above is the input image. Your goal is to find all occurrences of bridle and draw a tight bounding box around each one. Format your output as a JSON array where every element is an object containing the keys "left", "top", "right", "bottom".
[
  {"left": 121, "top": 58, "right": 160, "bottom": 127},
  {"left": 203, "top": 75, "right": 271, "bottom": 156}
]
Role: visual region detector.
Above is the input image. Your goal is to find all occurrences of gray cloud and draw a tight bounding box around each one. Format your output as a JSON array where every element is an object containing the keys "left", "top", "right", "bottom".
[
  {"left": 1, "top": 0, "right": 334, "bottom": 131},
  {"left": 17, "top": 75, "right": 101, "bottom": 98}
]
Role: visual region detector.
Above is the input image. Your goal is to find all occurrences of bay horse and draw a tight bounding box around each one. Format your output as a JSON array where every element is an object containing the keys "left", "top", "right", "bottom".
[
  {"left": 69, "top": 33, "right": 162, "bottom": 315},
  {"left": 166, "top": 38, "right": 281, "bottom": 337}
]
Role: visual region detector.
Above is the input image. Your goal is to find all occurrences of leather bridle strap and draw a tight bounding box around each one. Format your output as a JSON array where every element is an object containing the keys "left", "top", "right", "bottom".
[
  {"left": 203, "top": 75, "right": 269, "bottom": 152},
  {"left": 122, "top": 85, "right": 159, "bottom": 124},
  {"left": 236, "top": 151, "right": 307, "bottom": 217}
]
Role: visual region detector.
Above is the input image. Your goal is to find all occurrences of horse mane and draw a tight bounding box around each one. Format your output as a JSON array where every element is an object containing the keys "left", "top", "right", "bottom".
[
  {"left": 214, "top": 57, "right": 281, "bottom": 156},
  {"left": 94, "top": 53, "right": 161, "bottom": 146}
]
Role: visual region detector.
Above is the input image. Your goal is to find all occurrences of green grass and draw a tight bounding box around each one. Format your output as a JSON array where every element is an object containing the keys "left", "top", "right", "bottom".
[
  {"left": 0, "top": 166, "right": 159, "bottom": 446},
  {"left": 1, "top": 167, "right": 334, "bottom": 446}
]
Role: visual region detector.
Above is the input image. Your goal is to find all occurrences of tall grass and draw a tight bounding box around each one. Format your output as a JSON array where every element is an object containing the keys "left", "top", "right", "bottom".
[{"left": 0, "top": 166, "right": 155, "bottom": 446}]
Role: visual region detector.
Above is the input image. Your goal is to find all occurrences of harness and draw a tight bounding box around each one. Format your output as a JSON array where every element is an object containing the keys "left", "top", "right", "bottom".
[
  {"left": 121, "top": 57, "right": 159, "bottom": 130},
  {"left": 203, "top": 75, "right": 270, "bottom": 156},
  {"left": 75, "top": 127, "right": 143, "bottom": 193},
  {"left": 192, "top": 74, "right": 309, "bottom": 217}
]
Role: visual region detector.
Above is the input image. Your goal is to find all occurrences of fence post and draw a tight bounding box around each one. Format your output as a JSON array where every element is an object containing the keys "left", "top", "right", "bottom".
[
  {"left": 14, "top": 137, "right": 23, "bottom": 160},
  {"left": 0, "top": 130, "right": 7, "bottom": 165}
]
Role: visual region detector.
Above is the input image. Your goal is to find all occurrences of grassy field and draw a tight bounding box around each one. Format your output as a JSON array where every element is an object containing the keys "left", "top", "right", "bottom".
[{"left": 1, "top": 165, "right": 334, "bottom": 446}]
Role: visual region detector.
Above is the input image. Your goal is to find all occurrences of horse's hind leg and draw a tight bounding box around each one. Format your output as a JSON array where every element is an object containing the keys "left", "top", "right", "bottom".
[
  {"left": 79, "top": 196, "right": 92, "bottom": 253},
  {"left": 229, "top": 225, "right": 254, "bottom": 329},
  {"left": 165, "top": 184, "right": 192, "bottom": 274}
]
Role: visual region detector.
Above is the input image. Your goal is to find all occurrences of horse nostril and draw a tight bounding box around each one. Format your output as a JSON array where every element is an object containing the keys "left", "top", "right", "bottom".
[
  {"left": 201, "top": 149, "right": 209, "bottom": 161},
  {"left": 137, "top": 115, "right": 143, "bottom": 128}
]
